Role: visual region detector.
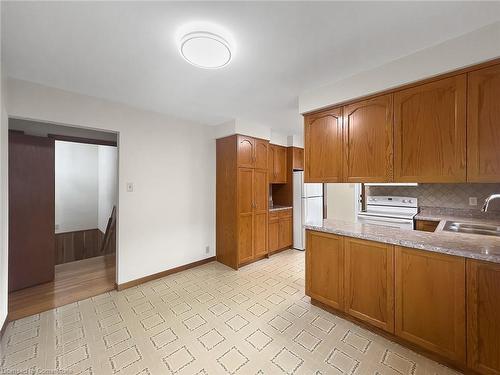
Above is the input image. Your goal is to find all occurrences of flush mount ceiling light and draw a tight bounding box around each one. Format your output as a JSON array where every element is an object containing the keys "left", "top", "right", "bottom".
[{"left": 179, "top": 31, "right": 232, "bottom": 69}]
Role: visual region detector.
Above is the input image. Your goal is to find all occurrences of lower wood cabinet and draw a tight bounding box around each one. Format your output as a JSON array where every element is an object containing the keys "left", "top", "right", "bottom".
[
  {"left": 268, "top": 209, "right": 292, "bottom": 252},
  {"left": 344, "top": 238, "right": 394, "bottom": 333},
  {"left": 467, "top": 260, "right": 500, "bottom": 374},
  {"left": 305, "top": 231, "right": 344, "bottom": 310},
  {"left": 415, "top": 219, "right": 439, "bottom": 232},
  {"left": 395, "top": 246, "right": 466, "bottom": 364}
]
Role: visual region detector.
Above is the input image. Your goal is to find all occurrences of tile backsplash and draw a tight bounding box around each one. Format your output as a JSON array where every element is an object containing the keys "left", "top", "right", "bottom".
[{"left": 366, "top": 183, "right": 500, "bottom": 212}]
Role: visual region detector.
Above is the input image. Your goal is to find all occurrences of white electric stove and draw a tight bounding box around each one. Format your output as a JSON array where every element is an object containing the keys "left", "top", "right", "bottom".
[{"left": 357, "top": 196, "right": 418, "bottom": 230}]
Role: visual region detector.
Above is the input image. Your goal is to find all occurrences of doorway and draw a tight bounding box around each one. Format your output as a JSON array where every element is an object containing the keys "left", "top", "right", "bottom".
[{"left": 7, "top": 118, "right": 118, "bottom": 321}]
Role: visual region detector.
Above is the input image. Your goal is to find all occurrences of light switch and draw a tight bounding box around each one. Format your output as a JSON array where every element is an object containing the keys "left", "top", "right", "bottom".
[{"left": 126, "top": 182, "right": 134, "bottom": 192}]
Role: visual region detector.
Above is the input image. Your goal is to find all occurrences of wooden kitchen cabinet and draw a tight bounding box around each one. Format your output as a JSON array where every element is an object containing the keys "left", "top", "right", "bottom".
[
  {"left": 343, "top": 95, "right": 393, "bottom": 182},
  {"left": 306, "top": 231, "right": 344, "bottom": 310},
  {"left": 467, "top": 63, "right": 500, "bottom": 182},
  {"left": 394, "top": 75, "right": 467, "bottom": 182},
  {"left": 268, "top": 212, "right": 279, "bottom": 252},
  {"left": 395, "top": 246, "right": 466, "bottom": 363},
  {"left": 269, "top": 144, "right": 287, "bottom": 183},
  {"left": 292, "top": 147, "right": 304, "bottom": 171},
  {"left": 304, "top": 107, "right": 343, "bottom": 183},
  {"left": 467, "top": 260, "right": 500, "bottom": 374},
  {"left": 344, "top": 238, "right": 394, "bottom": 333},
  {"left": 415, "top": 219, "right": 439, "bottom": 233},
  {"left": 268, "top": 209, "right": 292, "bottom": 253},
  {"left": 217, "top": 135, "right": 269, "bottom": 269}
]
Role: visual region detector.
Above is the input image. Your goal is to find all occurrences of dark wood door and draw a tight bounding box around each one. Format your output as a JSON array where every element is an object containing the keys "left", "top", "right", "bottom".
[
  {"left": 467, "top": 64, "right": 500, "bottom": 182},
  {"left": 237, "top": 135, "right": 255, "bottom": 168},
  {"left": 274, "top": 146, "right": 287, "bottom": 183},
  {"left": 254, "top": 139, "right": 269, "bottom": 171},
  {"left": 343, "top": 94, "right": 393, "bottom": 182},
  {"left": 237, "top": 168, "right": 254, "bottom": 263},
  {"left": 304, "top": 107, "right": 343, "bottom": 183},
  {"left": 394, "top": 75, "right": 467, "bottom": 182},
  {"left": 253, "top": 169, "right": 268, "bottom": 258},
  {"left": 9, "top": 132, "right": 55, "bottom": 291}
]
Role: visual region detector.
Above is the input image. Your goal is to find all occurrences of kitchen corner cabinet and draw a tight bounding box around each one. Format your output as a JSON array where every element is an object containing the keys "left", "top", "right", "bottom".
[
  {"left": 217, "top": 135, "right": 269, "bottom": 269},
  {"left": 268, "top": 209, "right": 292, "bottom": 253},
  {"left": 344, "top": 238, "right": 394, "bottom": 333},
  {"left": 269, "top": 144, "right": 287, "bottom": 183},
  {"left": 394, "top": 75, "right": 467, "bottom": 182},
  {"left": 291, "top": 147, "right": 304, "bottom": 171},
  {"left": 467, "top": 260, "right": 500, "bottom": 374},
  {"left": 395, "top": 246, "right": 466, "bottom": 363},
  {"left": 467, "top": 64, "right": 500, "bottom": 182},
  {"left": 306, "top": 231, "right": 344, "bottom": 310},
  {"left": 343, "top": 95, "right": 393, "bottom": 182},
  {"left": 304, "top": 107, "right": 343, "bottom": 183}
]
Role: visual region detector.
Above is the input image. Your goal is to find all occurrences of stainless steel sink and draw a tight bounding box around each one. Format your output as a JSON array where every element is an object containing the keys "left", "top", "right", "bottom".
[{"left": 443, "top": 221, "right": 500, "bottom": 237}]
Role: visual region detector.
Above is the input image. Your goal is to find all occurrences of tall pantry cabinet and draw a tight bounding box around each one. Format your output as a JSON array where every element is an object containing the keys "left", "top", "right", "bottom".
[{"left": 216, "top": 135, "right": 269, "bottom": 269}]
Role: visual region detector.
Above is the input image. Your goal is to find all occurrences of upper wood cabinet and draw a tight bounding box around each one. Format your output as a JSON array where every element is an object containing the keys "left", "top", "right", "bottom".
[
  {"left": 344, "top": 238, "right": 394, "bottom": 333},
  {"left": 394, "top": 75, "right": 467, "bottom": 182},
  {"left": 395, "top": 246, "right": 466, "bottom": 364},
  {"left": 304, "top": 107, "right": 343, "bottom": 183},
  {"left": 467, "top": 260, "right": 500, "bottom": 374},
  {"left": 467, "top": 64, "right": 500, "bottom": 182},
  {"left": 306, "top": 231, "right": 344, "bottom": 310},
  {"left": 291, "top": 147, "right": 304, "bottom": 171},
  {"left": 237, "top": 135, "right": 269, "bottom": 170},
  {"left": 343, "top": 95, "right": 393, "bottom": 182},
  {"left": 269, "top": 144, "right": 287, "bottom": 183}
]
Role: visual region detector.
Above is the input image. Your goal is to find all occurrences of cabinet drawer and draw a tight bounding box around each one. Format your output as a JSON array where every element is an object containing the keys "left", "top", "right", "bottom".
[
  {"left": 278, "top": 209, "right": 292, "bottom": 218},
  {"left": 269, "top": 211, "right": 279, "bottom": 221}
]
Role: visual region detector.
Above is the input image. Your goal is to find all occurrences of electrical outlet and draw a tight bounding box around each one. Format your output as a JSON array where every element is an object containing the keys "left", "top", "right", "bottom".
[
  {"left": 126, "top": 182, "right": 134, "bottom": 192},
  {"left": 205, "top": 246, "right": 210, "bottom": 254},
  {"left": 469, "top": 197, "right": 478, "bottom": 206}
]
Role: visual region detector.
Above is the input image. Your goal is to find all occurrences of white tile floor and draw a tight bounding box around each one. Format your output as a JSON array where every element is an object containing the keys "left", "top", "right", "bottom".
[{"left": 0, "top": 249, "right": 462, "bottom": 374}]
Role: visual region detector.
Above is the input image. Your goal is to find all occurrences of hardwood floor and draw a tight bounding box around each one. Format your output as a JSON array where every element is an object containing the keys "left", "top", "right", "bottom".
[{"left": 8, "top": 254, "right": 116, "bottom": 321}]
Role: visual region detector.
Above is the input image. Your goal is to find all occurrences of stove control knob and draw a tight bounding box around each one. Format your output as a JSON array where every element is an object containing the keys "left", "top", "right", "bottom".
[{"left": 402, "top": 199, "right": 407, "bottom": 203}]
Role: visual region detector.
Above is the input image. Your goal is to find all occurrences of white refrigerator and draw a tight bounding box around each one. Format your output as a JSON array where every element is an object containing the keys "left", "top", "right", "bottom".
[{"left": 293, "top": 171, "right": 323, "bottom": 250}]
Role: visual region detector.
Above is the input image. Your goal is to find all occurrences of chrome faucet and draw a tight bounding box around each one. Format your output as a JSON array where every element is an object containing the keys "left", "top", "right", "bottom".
[{"left": 482, "top": 194, "right": 500, "bottom": 212}]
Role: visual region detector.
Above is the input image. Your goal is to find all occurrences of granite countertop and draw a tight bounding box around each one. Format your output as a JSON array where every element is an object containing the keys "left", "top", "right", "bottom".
[
  {"left": 304, "top": 218, "right": 500, "bottom": 264},
  {"left": 269, "top": 205, "right": 293, "bottom": 212}
]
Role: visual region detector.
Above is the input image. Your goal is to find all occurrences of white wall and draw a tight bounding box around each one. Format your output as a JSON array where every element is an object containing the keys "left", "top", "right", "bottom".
[
  {"left": 326, "top": 183, "right": 359, "bottom": 223},
  {"left": 98, "top": 145, "right": 117, "bottom": 233},
  {"left": 55, "top": 141, "right": 99, "bottom": 233},
  {"left": 299, "top": 21, "right": 500, "bottom": 113},
  {"left": 6, "top": 78, "right": 216, "bottom": 285}
]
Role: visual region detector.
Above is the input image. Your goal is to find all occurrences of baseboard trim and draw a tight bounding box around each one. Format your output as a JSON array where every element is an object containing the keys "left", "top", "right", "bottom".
[
  {"left": 270, "top": 246, "right": 292, "bottom": 256},
  {"left": 116, "top": 256, "right": 216, "bottom": 291},
  {"left": 0, "top": 315, "right": 9, "bottom": 340}
]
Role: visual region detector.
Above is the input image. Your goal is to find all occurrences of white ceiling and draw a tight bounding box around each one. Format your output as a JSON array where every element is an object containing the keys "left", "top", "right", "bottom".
[{"left": 3, "top": 2, "right": 500, "bottom": 134}]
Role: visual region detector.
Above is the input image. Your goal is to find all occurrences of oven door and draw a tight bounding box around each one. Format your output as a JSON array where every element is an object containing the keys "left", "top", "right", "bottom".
[{"left": 357, "top": 214, "right": 415, "bottom": 230}]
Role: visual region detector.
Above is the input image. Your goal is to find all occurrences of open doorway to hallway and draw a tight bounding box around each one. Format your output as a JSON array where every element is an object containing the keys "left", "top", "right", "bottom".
[{"left": 7, "top": 118, "right": 118, "bottom": 321}]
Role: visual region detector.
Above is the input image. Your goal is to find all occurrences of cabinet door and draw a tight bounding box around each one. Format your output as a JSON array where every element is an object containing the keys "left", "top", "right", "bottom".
[
  {"left": 306, "top": 231, "right": 344, "bottom": 310},
  {"left": 292, "top": 147, "right": 304, "bottom": 171},
  {"left": 395, "top": 247, "right": 466, "bottom": 363},
  {"left": 467, "top": 260, "right": 500, "bottom": 374},
  {"left": 278, "top": 217, "right": 292, "bottom": 249},
  {"left": 467, "top": 64, "right": 500, "bottom": 182},
  {"left": 253, "top": 169, "right": 268, "bottom": 257},
  {"left": 255, "top": 139, "right": 269, "bottom": 171},
  {"left": 344, "top": 238, "right": 394, "bottom": 333},
  {"left": 343, "top": 95, "right": 393, "bottom": 182},
  {"left": 268, "top": 220, "right": 279, "bottom": 252},
  {"left": 394, "top": 75, "right": 466, "bottom": 182},
  {"left": 268, "top": 145, "right": 276, "bottom": 183},
  {"left": 237, "top": 135, "right": 255, "bottom": 168},
  {"left": 237, "top": 168, "right": 254, "bottom": 263},
  {"left": 274, "top": 146, "right": 287, "bottom": 183},
  {"left": 304, "top": 107, "right": 343, "bottom": 183}
]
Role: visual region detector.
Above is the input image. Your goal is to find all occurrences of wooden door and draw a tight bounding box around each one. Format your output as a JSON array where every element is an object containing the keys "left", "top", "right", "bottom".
[
  {"left": 343, "top": 95, "right": 393, "bottom": 182},
  {"left": 344, "top": 238, "right": 394, "bottom": 333},
  {"left": 253, "top": 169, "right": 268, "bottom": 258},
  {"left": 394, "top": 75, "right": 466, "bottom": 182},
  {"left": 292, "top": 147, "right": 304, "bottom": 171},
  {"left": 254, "top": 139, "right": 269, "bottom": 171},
  {"left": 274, "top": 146, "right": 287, "bottom": 183},
  {"left": 268, "top": 220, "right": 279, "bottom": 252},
  {"left": 467, "top": 260, "right": 500, "bottom": 374},
  {"left": 467, "top": 64, "right": 500, "bottom": 182},
  {"left": 237, "top": 168, "right": 254, "bottom": 263},
  {"left": 268, "top": 145, "right": 276, "bottom": 183},
  {"left": 9, "top": 132, "right": 55, "bottom": 291},
  {"left": 395, "top": 247, "right": 466, "bottom": 363},
  {"left": 304, "top": 107, "right": 343, "bottom": 183},
  {"left": 237, "top": 135, "right": 255, "bottom": 168},
  {"left": 306, "top": 231, "right": 344, "bottom": 310},
  {"left": 278, "top": 217, "right": 292, "bottom": 249}
]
